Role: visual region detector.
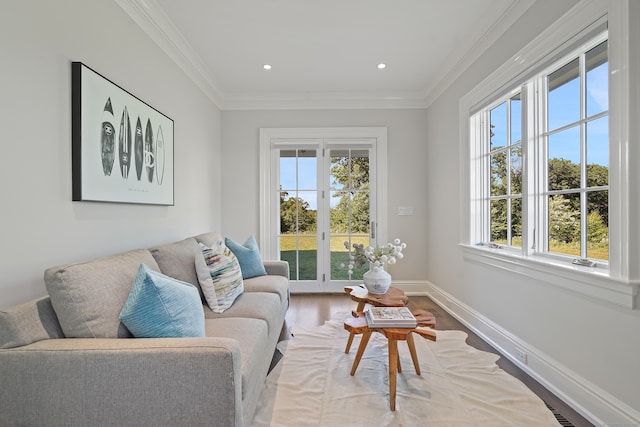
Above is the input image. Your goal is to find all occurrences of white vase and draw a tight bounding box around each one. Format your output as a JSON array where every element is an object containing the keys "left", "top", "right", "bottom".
[{"left": 363, "top": 266, "right": 392, "bottom": 294}]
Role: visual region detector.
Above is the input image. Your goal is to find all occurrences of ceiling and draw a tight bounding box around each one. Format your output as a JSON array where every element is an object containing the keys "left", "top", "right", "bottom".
[{"left": 116, "top": 0, "right": 535, "bottom": 109}]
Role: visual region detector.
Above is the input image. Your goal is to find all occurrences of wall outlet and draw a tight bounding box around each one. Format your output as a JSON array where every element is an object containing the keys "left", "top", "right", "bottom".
[{"left": 514, "top": 347, "right": 528, "bottom": 365}]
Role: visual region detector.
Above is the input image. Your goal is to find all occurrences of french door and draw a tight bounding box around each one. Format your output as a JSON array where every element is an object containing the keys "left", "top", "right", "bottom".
[{"left": 260, "top": 128, "right": 387, "bottom": 293}]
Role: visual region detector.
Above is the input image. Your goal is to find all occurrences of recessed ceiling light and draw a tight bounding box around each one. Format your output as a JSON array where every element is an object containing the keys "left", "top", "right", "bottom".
[
  {"left": 377, "top": 63, "right": 386, "bottom": 69},
  {"left": 263, "top": 64, "right": 272, "bottom": 70}
]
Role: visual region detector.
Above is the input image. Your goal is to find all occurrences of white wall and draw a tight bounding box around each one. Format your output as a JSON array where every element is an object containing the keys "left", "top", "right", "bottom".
[
  {"left": 221, "top": 109, "right": 428, "bottom": 281},
  {"left": 425, "top": 0, "right": 640, "bottom": 424},
  {"left": 0, "top": 0, "right": 222, "bottom": 309}
]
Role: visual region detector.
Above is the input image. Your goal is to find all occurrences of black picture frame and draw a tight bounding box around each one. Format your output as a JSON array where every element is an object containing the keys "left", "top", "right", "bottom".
[{"left": 72, "top": 62, "right": 174, "bottom": 205}]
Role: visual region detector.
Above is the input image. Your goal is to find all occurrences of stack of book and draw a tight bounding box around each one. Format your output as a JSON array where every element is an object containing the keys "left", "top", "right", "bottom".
[{"left": 365, "top": 306, "right": 417, "bottom": 328}]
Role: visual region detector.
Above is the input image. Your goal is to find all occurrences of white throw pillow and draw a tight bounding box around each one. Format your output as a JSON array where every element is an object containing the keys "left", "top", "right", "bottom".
[{"left": 195, "top": 242, "right": 244, "bottom": 313}]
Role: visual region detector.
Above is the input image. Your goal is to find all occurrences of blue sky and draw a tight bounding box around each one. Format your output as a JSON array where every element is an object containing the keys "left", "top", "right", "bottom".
[
  {"left": 280, "top": 156, "right": 319, "bottom": 210},
  {"left": 491, "top": 60, "right": 608, "bottom": 169}
]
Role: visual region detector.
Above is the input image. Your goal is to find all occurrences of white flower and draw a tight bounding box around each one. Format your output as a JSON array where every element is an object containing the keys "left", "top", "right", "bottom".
[{"left": 344, "top": 236, "right": 407, "bottom": 277}]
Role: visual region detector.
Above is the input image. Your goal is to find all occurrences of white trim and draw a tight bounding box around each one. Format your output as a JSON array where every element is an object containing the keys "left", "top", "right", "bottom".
[
  {"left": 222, "top": 92, "right": 429, "bottom": 111},
  {"left": 461, "top": 244, "right": 638, "bottom": 309},
  {"left": 426, "top": 281, "right": 640, "bottom": 426}
]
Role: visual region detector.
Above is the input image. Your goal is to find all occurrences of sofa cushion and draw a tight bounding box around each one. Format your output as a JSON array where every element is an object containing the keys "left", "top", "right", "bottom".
[
  {"left": 225, "top": 235, "right": 267, "bottom": 279},
  {"left": 149, "top": 237, "right": 204, "bottom": 301},
  {"left": 44, "top": 249, "right": 160, "bottom": 338},
  {"left": 197, "top": 242, "right": 244, "bottom": 313},
  {"left": 202, "top": 292, "right": 282, "bottom": 333},
  {"left": 204, "top": 317, "right": 269, "bottom": 400},
  {"left": 119, "top": 264, "right": 205, "bottom": 338},
  {"left": 243, "top": 274, "right": 289, "bottom": 303},
  {"left": 0, "top": 297, "right": 65, "bottom": 349}
]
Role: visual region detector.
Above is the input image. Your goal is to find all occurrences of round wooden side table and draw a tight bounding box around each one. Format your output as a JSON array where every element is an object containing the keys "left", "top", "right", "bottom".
[{"left": 343, "top": 285, "right": 409, "bottom": 353}]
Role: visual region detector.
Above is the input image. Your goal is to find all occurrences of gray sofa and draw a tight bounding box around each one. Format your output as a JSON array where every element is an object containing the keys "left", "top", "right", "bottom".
[{"left": 0, "top": 231, "right": 289, "bottom": 427}]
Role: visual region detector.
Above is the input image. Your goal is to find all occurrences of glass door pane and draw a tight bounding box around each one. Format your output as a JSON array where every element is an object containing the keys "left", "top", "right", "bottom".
[
  {"left": 279, "top": 149, "right": 318, "bottom": 283},
  {"left": 329, "top": 148, "right": 371, "bottom": 281}
]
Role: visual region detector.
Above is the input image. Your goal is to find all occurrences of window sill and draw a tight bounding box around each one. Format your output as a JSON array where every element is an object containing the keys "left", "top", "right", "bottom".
[{"left": 459, "top": 244, "right": 639, "bottom": 309}]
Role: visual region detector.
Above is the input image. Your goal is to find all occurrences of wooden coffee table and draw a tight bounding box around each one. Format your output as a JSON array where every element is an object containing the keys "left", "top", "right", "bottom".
[
  {"left": 343, "top": 285, "right": 409, "bottom": 353},
  {"left": 344, "top": 310, "right": 437, "bottom": 411}
]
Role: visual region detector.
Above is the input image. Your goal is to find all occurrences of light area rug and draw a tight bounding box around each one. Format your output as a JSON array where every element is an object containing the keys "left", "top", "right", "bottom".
[{"left": 252, "top": 312, "right": 560, "bottom": 427}]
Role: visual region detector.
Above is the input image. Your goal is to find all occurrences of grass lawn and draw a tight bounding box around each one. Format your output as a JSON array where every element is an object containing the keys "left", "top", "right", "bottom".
[{"left": 279, "top": 234, "right": 369, "bottom": 280}]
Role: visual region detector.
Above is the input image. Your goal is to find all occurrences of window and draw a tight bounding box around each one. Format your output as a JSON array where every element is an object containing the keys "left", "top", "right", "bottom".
[
  {"left": 545, "top": 41, "right": 609, "bottom": 261},
  {"left": 488, "top": 94, "right": 522, "bottom": 248},
  {"left": 460, "top": 1, "right": 640, "bottom": 309},
  {"left": 472, "top": 32, "right": 609, "bottom": 268}
]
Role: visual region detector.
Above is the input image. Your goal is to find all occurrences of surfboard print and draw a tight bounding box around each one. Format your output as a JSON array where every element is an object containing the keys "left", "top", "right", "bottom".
[
  {"left": 155, "top": 124, "right": 165, "bottom": 185},
  {"left": 100, "top": 98, "right": 115, "bottom": 176},
  {"left": 134, "top": 117, "right": 143, "bottom": 181},
  {"left": 119, "top": 106, "right": 131, "bottom": 179},
  {"left": 144, "top": 119, "right": 155, "bottom": 183}
]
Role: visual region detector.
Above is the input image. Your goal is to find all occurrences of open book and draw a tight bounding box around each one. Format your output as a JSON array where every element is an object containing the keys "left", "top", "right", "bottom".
[{"left": 365, "top": 306, "right": 417, "bottom": 328}]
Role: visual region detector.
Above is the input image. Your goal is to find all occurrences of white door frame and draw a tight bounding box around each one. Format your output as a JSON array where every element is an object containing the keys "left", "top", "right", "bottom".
[{"left": 259, "top": 127, "right": 388, "bottom": 290}]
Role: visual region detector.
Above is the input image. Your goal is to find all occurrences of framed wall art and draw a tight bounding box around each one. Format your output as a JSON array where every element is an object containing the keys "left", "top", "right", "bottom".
[{"left": 72, "top": 62, "right": 174, "bottom": 205}]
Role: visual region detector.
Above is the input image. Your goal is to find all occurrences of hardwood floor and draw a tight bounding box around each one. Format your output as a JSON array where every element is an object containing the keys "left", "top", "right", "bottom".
[{"left": 285, "top": 293, "right": 594, "bottom": 427}]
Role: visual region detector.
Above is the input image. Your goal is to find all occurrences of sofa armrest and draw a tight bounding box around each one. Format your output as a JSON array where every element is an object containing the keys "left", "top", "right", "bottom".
[
  {"left": 0, "top": 337, "right": 243, "bottom": 427},
  {"left": 263, "top": 260, "right": 289, "bottom": 279}
]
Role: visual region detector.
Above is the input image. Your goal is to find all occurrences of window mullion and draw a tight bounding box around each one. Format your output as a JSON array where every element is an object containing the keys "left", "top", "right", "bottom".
[
  {"left": 533, "top": 76, "right": 548, "bottom": 255},
  {"left": 579, "top": 52, "right": 588, "bottom": 259}
]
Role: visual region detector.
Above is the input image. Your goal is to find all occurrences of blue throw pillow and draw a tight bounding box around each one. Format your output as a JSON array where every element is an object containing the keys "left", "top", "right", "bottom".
[
  {"left": 119, "top": 264, "right": 205, "bottom": 338},
  {"left": 225, "top": 235, "right": 268, "bottom": 279}
]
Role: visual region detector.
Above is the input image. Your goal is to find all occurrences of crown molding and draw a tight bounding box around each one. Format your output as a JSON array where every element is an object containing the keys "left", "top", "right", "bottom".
[
  {"left": 222, "top": 91, "right": 429, "bottom": 110},
  {"left": 115, "top": 0, "right": 535, "bottom": 111},
  {"left": 114, "top": 0, "right": 225, "bottom": 107},
  {"left": 422, "top": 0, "right": 537, "bottom": 107}
]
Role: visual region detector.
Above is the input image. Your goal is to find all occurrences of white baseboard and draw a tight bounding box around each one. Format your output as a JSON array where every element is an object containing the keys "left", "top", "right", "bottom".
[
  {"left": 424, "top": 281, "right": 640, "bottom": 427},
  {"left": 390, "top": 280, "right": 431, "bottom": 296}
]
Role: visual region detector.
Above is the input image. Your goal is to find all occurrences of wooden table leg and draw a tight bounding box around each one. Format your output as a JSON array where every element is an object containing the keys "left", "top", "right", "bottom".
[
  {"left": 406, "top": 332, "right": 421, "bottom": 375},
  {"left": 388, "top": 338, "right": 398, "bottom": 411},
  {"left": 350, "top": 330, "right": 372, "bottom": 376},
  {"left": 345, "top": 301, "right": 366, "bottom": 353}
]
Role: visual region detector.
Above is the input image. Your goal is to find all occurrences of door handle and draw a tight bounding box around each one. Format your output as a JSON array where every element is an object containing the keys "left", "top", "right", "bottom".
[{"left": 371, "top": 221, "right": 376, "bottom": 239}]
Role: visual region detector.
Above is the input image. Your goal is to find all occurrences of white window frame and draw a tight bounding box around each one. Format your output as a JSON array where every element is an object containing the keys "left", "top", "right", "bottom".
[
  {"left": 459, "top": 0, "right": 640, "bottom": 309},
  {"left": 479, "top": 91, "right": 524, "bottom": 250}
]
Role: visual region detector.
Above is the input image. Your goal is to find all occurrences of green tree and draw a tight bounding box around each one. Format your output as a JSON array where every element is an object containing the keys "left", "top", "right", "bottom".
[
  {"left": 330, "top": 156, "right": 370, "bottom": 233},
  {"left": 491, "top": 200, "right": 507, "bottom": 241},
  {"left": 548, "top": 158, "right": 580, "bottom": 191},
  {"left": 587, "top": 210, "right": 608, "bottom": 243},
  {"left": 280, "top": 191, "right": 316, "bottom": 233},
  {"left": 549, "top": 195, "right": 579, "bottom": 243},
  {"left": 587, "top": 164, "right": 609, "bottom": 225},
  {"left": 490, "top": 151, "right": 507, "bottom": 196}
]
